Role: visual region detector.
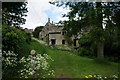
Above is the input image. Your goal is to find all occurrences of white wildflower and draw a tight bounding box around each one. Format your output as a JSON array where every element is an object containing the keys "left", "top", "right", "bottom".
[{"left": 19, "top": 52, "right": 55, "bottom": 78}]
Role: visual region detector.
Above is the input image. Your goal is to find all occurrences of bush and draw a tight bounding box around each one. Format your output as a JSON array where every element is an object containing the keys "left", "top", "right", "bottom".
[
  {"left": 77, "top": 48, "right": 95, "bottom": 58},
  {"left": 2, "top": 24, "right": 32, "bottom": 78},
  {"left": 104, "top": 36, "right": 120, "bottom": 62},
  {"left": 2, "top": 24, "right": 31, "bottom": 58},
  {"left": 79, "top": 33, "right": 92, "bottom": 47}
]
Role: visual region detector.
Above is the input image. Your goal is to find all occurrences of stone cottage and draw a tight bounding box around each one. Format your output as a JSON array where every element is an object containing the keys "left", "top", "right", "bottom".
[{"left": 39, "top": 18, "right": 79, "bottom": 47}]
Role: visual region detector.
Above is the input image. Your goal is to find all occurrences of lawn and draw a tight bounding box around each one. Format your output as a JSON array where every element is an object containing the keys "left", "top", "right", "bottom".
[{"left": 31, "top": 38, "right": 119, "bottom": 78}]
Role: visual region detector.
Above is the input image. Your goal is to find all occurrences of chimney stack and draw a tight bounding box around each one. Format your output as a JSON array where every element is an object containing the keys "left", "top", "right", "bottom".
[{"left": 48, "top": 18, "right": 50, "bottom": 22}]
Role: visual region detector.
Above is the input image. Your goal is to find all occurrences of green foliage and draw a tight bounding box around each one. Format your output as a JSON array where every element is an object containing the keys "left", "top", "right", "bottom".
[
  {"left": 79, "top": 33, "right": 92, "bottom": 46},
  {"left": 90, "top": 27, "right": 106, "bottom": 43},
  {"left": 104, "top": 38, "right": 120, "bottom": 62},
  {"left": 77, "top": 48, "right": 95, "bottom": 58},
  {"left": 62, "top": 20, "right": 83, "bottom": 37},
  {"left": 26, "top": 33, "right": 32, "bottom": 43},
  {"left": 33, "top": 26, "right": 43, "bottom": 38},
  {"left": 2, "top": 24, "right": 31, "bottom": 58},
  {"left": 2, "top": 2, "right": 28, "bottom": 27},
  {"left": 64, "top": 35, "right": 73, "bottom": 46},
  {"left": 2, "top": 24, "right": 32, "bottom": 78},
  {"left": 51, "top": 1, "right": 120, "bottom": 59},
  {"left": 78, "top": 33, "right": 96, "bottom": 58}
]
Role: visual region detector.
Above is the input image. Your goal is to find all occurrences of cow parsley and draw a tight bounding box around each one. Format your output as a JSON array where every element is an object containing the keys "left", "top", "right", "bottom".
[{"left": 19, "top": 53, "right": 55, "bottom": 78}]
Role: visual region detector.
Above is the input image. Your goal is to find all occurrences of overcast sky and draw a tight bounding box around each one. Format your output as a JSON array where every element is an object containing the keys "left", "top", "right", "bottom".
[{"left": 21, "top": 0, "right": 69, "bottom": 29}]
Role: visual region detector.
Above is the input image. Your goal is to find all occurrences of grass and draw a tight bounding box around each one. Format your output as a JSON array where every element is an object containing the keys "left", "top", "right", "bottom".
[
  {"left": 29, "top": 38, "right": 49, "bottom": 55},
  {"left": 31, "top": 38, "right": 119, "bottom": 78}
]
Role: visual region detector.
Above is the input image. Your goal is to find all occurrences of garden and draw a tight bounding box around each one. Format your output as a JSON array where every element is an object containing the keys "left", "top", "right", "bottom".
[{"left": 1, "top": 1, "right": 120, "bottom": 80}]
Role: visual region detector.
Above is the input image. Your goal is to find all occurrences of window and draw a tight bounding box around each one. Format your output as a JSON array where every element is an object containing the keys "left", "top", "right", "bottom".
[{"left": 62, "top": 40, "right": 65, "bottom": 44}]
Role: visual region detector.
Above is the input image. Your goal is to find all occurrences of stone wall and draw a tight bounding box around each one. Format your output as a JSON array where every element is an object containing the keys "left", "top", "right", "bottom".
[{"left": 49, "top": 33, "right": 66, "bottom": 45}]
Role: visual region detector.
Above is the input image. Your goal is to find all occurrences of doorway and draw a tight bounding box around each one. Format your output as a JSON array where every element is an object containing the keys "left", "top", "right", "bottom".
[
  {"left": 62, "top": 40, "right": 65, "bottom": 44},
  {"left": 51, "top": 38, "right": 56, "bottom": 45}
]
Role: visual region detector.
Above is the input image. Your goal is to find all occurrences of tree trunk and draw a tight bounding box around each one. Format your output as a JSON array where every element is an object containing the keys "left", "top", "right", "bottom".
[{"left": 97, "top": 42, "right": 104, "bottom": 59}]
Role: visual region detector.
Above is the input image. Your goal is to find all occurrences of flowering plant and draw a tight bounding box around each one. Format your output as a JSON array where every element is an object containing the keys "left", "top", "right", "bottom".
[
  {"left": 2, "top": 51, "right": 18, "bottom": 78},
  {"left": 84, "top": 73, "right": 119, "bottom": 80},
  {"left": 2, "top": 51, "right": 17, "bottom": 68},
  {"left": 19, "top": 53, "right": 55, "bottom": 78}
]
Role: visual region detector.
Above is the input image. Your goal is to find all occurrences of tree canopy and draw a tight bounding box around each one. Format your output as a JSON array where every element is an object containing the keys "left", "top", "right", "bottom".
[
  {"left": 2, "top": 2, "right": 28, "bottom": 27},
  {"left": 33, "top": 26, "right": 44, "bottom": 39},
  {"left": 50, "top": 1, "right": 120, "bottom": 59}
]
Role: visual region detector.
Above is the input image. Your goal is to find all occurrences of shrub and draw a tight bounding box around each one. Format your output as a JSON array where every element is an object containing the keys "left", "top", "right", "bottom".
[
  {"left": 2, "top": 24, "right": 31, "bottom": 58},
  {"left": 79, "top": 33, "right": 92, "bottom": 48},
  {"left": 77, "top": 48, "right": 95, "bottom": 58}
]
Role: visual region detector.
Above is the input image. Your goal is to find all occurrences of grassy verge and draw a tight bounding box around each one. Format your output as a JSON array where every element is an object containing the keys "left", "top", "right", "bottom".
[
  {"left": 29, "top": 39, "right": 49, "bottom": 55},
  {"left": 31, "top": 39, "right": 119, "bottom": 78}
]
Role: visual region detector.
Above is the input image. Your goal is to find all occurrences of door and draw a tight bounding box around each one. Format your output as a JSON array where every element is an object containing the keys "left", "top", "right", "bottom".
[{"left": 51, "top": 39, "right": 56, "bottom": 45}]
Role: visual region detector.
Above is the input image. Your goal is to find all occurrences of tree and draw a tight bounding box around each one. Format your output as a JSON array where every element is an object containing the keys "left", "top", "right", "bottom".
[
  {"left": 33, "top": 26, "right": 44, "bottom": 39},
  {"left": 2, "top": 2, "right": 28, "bottom": 27},
  {"left": 50, "top": 1, "right": 120, "bottom": 59}
]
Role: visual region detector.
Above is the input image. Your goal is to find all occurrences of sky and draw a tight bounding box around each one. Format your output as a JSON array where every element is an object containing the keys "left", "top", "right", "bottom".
[{"left": 21, "top": 0, "right": 69, "bottom": 29}]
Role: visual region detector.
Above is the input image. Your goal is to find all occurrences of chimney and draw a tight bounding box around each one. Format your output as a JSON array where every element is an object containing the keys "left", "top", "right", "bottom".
[
  {"left": 48, "top": 18, "right": 50, "bottom": 22},
  {"left": 52, "top": 21, "right": 53, "bottom": 24}
]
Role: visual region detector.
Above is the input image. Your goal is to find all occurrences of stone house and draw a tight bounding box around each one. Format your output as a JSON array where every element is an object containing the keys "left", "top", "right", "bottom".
[{"left": 39, "top": 18, "right": 79, "bottom": 47}]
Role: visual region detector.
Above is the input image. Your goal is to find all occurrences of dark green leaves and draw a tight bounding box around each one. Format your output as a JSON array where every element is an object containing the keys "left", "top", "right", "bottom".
[
  {"left": 2, "top": 2, "right": 28, "bottom": 27},
  {"left": 33, "top": 26, "right": 44, "bottom": 39}
]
